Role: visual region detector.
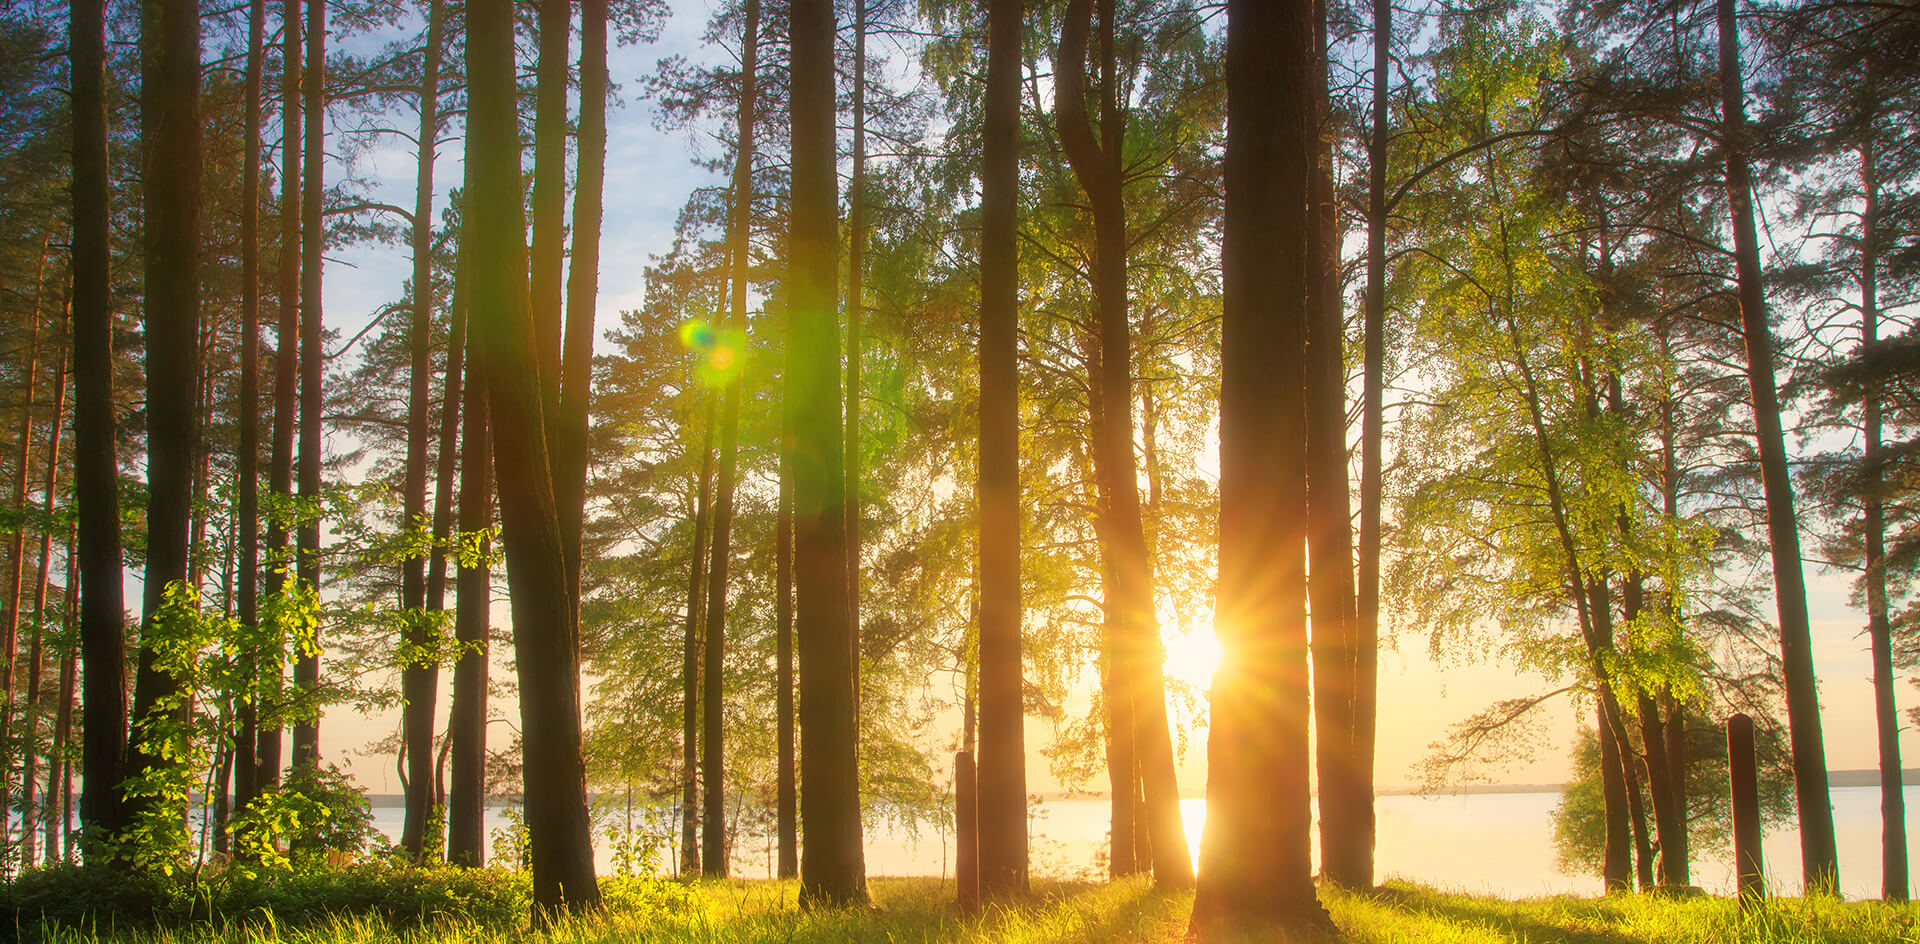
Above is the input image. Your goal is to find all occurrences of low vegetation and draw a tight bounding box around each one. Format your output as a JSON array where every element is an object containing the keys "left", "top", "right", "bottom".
[{"left": 9, "top": 874, "right": 1917, "bottom": 943}]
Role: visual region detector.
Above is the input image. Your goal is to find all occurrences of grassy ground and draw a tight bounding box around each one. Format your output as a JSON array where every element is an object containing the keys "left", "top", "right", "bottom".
[{"left": 28, "top": 875, "right": 1920, "bottom": 943}]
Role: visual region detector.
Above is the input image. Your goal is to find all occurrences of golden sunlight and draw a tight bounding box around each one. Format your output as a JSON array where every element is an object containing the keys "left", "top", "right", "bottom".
[{"left": 1163, "top": 626, "right": 1223, "bottom": 691}]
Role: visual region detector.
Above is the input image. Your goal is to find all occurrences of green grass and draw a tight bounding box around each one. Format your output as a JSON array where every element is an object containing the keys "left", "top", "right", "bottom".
[{"left": 20, "top": 875, "right": 1920, "bottom": 943}]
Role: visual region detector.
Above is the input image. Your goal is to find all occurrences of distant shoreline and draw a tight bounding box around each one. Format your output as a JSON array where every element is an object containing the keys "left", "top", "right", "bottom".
[{"left": 334, "top": 768, "right": 1920, "bottom": 807}]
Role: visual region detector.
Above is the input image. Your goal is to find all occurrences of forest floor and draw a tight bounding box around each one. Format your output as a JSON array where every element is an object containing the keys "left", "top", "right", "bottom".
[{"left": 28, "top": 874, "right": 1920, "bottom": 943}]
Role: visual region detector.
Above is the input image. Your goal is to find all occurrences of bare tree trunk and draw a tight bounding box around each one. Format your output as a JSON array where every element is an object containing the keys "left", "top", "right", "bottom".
[
  {"left": 466, "top": 0, "right": 600, "bottom": 910},
  {"left": 844, "top": 0, "right": 866, "bottom": 713},
  {"left": 291, "top": 0, "right": 326, "bottom": 771},
  {"left": 1356, "top": 0, "right": 1389, "bottom": 852},
  {"left": 680, "top": 392, "right": 715, "bottom": 876},
  {"left": 126, "top": 0, "right": 203, "bottom": 836},
  {"left": 20, "top": 327, "right": 69, "bottom": 864},
  {"left": 1192, "top": 0, "right": 1329, "bottom": 930},
  {"left": 1055, "top": 0, "right": 1191, "bottom": 888},
  {"left": 1716, "top": 0, "right": 1838, "bottom": 894},
  {"left": 976, "top": 0, "right": 1028, "bottom": 901},
  {"left": 776, "top": 417, "right": 797, "bottom": 879},
  {"left": 48, "top": 527, "right": 77, "bottom": 863},
  {"left": 232, "top": 0, "right": 265, "bottom": 824},
  {"left": 446, "top": 263, "right": 490, "bottom": 868},
  {"left": 2, "top": 257, "right": 44, "bottom": 844},
  {"left": 555, "top": 0, "right": 609, "bottom": 600},
  {"left": 530, "top": 0, "right": 568, "bottom": 437},
  {"left": 256, "top": 0, "right": 302, "bottom": 801},
  {"left": 71, "top": 0, "right": 128, "bottom": 847},
  {"left": 399, "top": 0, "right": 447, "bottom": 859},
  {"left": 791, "top": 0, "right": 866, "bottom": 906}
]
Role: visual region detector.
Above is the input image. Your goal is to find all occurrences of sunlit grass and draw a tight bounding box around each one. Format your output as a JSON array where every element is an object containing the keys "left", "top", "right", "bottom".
[{"left": 25, "top": 875, "right": 1920, "bottom": 943}]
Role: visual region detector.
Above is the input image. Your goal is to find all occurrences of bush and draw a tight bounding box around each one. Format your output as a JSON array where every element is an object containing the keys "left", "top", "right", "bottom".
[{"left": 3, "top": 861, "right": 530, "bottom": 942}]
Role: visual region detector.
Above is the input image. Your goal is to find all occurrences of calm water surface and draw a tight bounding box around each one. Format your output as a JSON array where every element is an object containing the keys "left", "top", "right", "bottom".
[{"left": 367, "top": 785, "right": 1920, "bottom": 901}]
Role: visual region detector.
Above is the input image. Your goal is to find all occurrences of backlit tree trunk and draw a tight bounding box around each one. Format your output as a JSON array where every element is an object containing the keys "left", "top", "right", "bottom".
[
  {"left": 776, "top": 411, "right": 797, "bottom": 879},
  {"left": 1191, "top": 0, "right": 1331, "bottom": 933},
  {"left": 1716, "top": 0, "right": 1838, "bottom": 894},
  {"left": 790, "top": 0, "right": 867, "bottom": 906},
  {"left": 71, "top": 0, "right": 129, "bottom": 851},
  {"left": 125, "top": 0, "right": 203, "bottom": 834},
  {"left": 20, "top": 326, "right": 69, "bottom": 864},
  {"left": 232, "top": 0, "right": 265, "bottom": 823},
  {"left": 976, "top": 0, "right": 1028, "bottom": 901},
  {"left": 2, "top": 257, "right": 44, "bottom": 836},
  {"left": 292, "top": 0, "right": 326, "bottom": 771},
  {"left": 446, "top": 259, "right": 491, "bottom": 868},
  {"left": 466, "top": 0, "right": 600, "bottom": 910},
  {"left": 555, "top": 0, "right": 610, "bottom": 599},
  {"left": 680, "top": 392, "right": 714, "bottom": 876}
]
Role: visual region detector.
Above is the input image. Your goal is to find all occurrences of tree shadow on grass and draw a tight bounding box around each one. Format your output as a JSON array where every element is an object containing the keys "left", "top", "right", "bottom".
[{"left": 1361, "top": 883, "right": 1657, "bottom": 944}]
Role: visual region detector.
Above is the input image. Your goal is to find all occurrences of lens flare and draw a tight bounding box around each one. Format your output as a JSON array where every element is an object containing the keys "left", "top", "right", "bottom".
[{"left": 679, "top": 318, "right": 718, "bottom": 352}]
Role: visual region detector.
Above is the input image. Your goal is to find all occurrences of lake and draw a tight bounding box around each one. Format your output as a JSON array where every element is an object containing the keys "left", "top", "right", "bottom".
[{"left": 366, "top": 784, "right": 1920, "bottom": 901}]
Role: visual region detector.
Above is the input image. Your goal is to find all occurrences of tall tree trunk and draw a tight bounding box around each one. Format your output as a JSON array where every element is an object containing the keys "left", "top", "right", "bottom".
[
  {"left": 1056, "top": 0, "right": 1191, "bottom": 889},
  {"left": 1586, "top": 577, "right": 1654, "bottom": 891},
  {"left": 257, "top": 0, "right": 301, "bottom": 801},
  {"left": 679, "top": 392, "right": 715, "bottom": 876},
  {"left": 232, "top": 0, "right": 265, "bottom": 822},
  {"left": 71, "top": 0, "right": 129, "bottom": 849},
  {"left": 400, "top": 0, "right": 447, "bottom": 859},
  {"left": 125, "top": 0, "right": 203, "bottom": 836},
  {"left": 1859, "top": 142, "right": 1906, "bottom": 902},
  {"left": 1356, "top": 0, "right": 1389, "bottom": 829},
  {"left": 446, "top": 266, "right": 490, "bottom": 869},
  {"left": 1192, "top": 0, "right": 1329, "bottom": 932},
  {"left": 1716, "top": 0, "right": 1838, "bottom": 894},
  {"left": 976, "top": 0, "right": 1027, "bottom": 901},
  {"left": 466, "top": 0, "right": 600, "bottom": 911},
  {"left": 1596, "top": 695, "right": 1631, "bottom": 891},
  {"left": 1305, "top": 0, "right": 1368, "bottom": 888},
  {"left": 1656, "top": 341, "right": 1690, "bottom": 887},
  {"left": 292, "top": 0, "right": 327, "bottom": 771},
  {"left": 555, "top": 0, "right": 609, "bottom": 602},
  {"left": 702, "top": 2, "right": 761, "bottom": 875},
  {"left": 844, "top": 0, "right": 866, "bottom": 712},
  {"left": 790, "top": 0, "right": 866, "bottom": 906},
  {"left": 2, "top": 261, "right": 44, "bottom": 841},
  {"left": 776, "top": 424, "right": 797, "bottom": 879},
  {"left": 20, "top": 329, "right": 69, "bottom": 865},
  {"left": 531, "top": 0, "right": 567, "bottom": 472}
]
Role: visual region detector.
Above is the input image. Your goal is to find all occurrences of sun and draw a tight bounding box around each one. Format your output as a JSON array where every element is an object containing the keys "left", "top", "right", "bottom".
[{"left": 1163, "top": 625, "right": 1223, "bottom": 690}]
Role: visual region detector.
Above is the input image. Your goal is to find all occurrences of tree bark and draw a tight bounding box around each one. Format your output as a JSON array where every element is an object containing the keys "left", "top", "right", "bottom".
[
  {"left": 446, "top": 268, "right": 490, "bottom": 869},
  {"left": 466, "top": 0, "right": 600, "bottom": 910},
  {"left": 791, "top": 0, "right": 866, "bottom": 906},
  {"left": 2, "top": 255, "right": 44, "bottom": 841},
  {"left": 257, "top": 0, "right": 302, "bottom": 800},
  {"left": 845, "top": 0, "right": 866, "bottom": 713},
  {"left": 71, "top": 0, "right": 129, "bottom": 850},
  {"left": 1305, "top": 0, "right": 1368, "bottom": 888},
  {"left": 292, "top": 0, "right": 326, "bottom": 771},
  {"left": 20, "top": 325, "right": 69, "bottom": 865},
  {"left": 48, "top": 529, "right": 78, "bottom": 863},
  {"left": 1715, "top": 0, "right": 1838, "bottom": 894},
  {"left": 1055, "top": 0, "right": 1191, "bottom": 888},
  {"left": 679, "top": 391, "right": 714, "bottom": 877},
  {"left": 232, "top": 0, "right": 266, "bottom": 823},
  {"left": 1356, "top": 0, "right": 1389, "bottom": 853},
  {"left": 125, "top": 0, "right": 203, "bottom": 836},
  {"left": 976, "top": 0, "right": 1028, "bottom": 901},
  {"left": 776, "top": 416, "right": 797, "bottom": 879},
  {"left": 555, "top": 0, "right": 610, "bottom": 603},
  {"left": 531, "top": 0, "right": 568, "bottom": 466},
  {"left": 1859, "top": 142, "right": 1906, "bottom": 902},
  {"left": 1191, "top": 0, "right": 1330, "bottom": 933},
  {"left": 1597, "top": 695, "right": 1631, "bottom": 891},
  {"left": 399, "top": 0, "right": 447, "bottom": 859}
]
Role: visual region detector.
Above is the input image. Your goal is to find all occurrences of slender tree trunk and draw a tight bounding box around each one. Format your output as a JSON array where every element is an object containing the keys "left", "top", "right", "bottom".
[
  {"left": 125, "top": 0, "right": 203, "bottom": 835},
  {"left": 531, "top": 0, "right": 567, "bottom": 473},
  {"left": 466, "top": 0, "right": 600, "bottom": 911},
  {"left": 556, "top": 0, "right": 609, "bottom": 600},
  {"left": 776, "top": 416, "right": 797, "bottom": 879},
  {"left": 2, "top": 265, "right": 44, "bottom": 843},
  {"left": 844, "top": 0, "right": 866, "bottom": 711},
  {"left": 257, "top": 0, "right": 301, "bottom": 800},
  {"left": 791, "top": 0, "right": 866, "bottom": 906},
  {"left": 446, "top": 274, "right": 490, "bottom": 869},
  {"left": 1191, "top": 0, "right": 1330, "bottom": 932},
  {"left": 292, "top": 0, "right": 328, "bottom": 771},
  {"left": 1356, "top": 0, "right": 1389, "bottom": 844},
  {"left": 232, "top": 0, "right": 265, "bottom": 822},
  {"left": 1716, "top": 0, "right": 1838, "bottom": 894},
  {"left": 400, "top": 0, "right": 447, "bottom": 859},
  {"left": 1055, "top": 0, "right": 1191, "bottom": 888},
  {"left": 20, "top": 330, "right": 69, "bottom": 864},
  {"left": 1596, "top": 695, "right": 1631, "bottom": 891},
  {"left": 1858, "top": 142, "right": 1906, "bottom": 902},
  {"left": 680, "top": 392, "right": 715, "bottom": 876},
  {"left": 977, "top": 0, "right": 1028, "bottom": 901},
  {"left": 1656, "top": 344, "right": 1690, "bottom": 887},
  {"left": 71, "top": 0, "right": 128, "bottom": 849},
  {"left": 702, "top": 3, "right": 761, "bottom": 874},
  {"left": 48, "top": 528, "right": 77, "bottom": 863},
  {"left": 1305, "top": 0, "right": 1368, "bottom": 887}
]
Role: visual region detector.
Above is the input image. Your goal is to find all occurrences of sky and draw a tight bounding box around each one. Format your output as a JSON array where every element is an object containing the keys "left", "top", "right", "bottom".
[{"left": 281, "top": 0, "right": 1920, "bottom": 801}]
